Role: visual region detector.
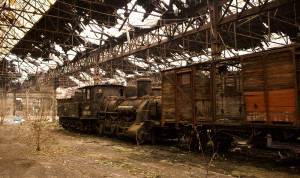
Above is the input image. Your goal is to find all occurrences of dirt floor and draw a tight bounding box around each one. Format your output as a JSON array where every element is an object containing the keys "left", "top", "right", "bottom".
[{"left": 0, "top": 122, "right": 300, "bottom": 178}]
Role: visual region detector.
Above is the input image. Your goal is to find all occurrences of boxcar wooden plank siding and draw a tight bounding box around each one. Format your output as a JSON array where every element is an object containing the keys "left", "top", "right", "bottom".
[
  {"left": 195, "top": 72, "right": 211, "bottom": 121},
  {"left": 178, "top": 84, "right": 193, "bottom": 122},
  {"left": 244, "top": 94, "right": 266, "bottom": 111},
  {"left": 161, "top": 46, "right": 300, "bottom": 129},
  {"left": 265, "top": 51, "right": 295, "bottom": 124},
  {"left": 162, "top": 71, "right": 176, "bottom": 122},
  {"left": 243, "top": 56, "right": 265, "bottom": 93},
  {"left": 268, "top": 89, "right": 295, "bottom": 107},
  {"left": 243, "top": 49, "right": 297, "bottom": 124},
  {"left": 268, "top": 112, "right": 296, "bottom": 123},
  {"left": 296, "top": 47, "right": 300, "bottom": 127}
]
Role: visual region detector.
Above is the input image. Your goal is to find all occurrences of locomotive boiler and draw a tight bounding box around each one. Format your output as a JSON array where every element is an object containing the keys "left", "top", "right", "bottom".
[{"left": 58, "top": 78, "right": 161, "bottom": 143}]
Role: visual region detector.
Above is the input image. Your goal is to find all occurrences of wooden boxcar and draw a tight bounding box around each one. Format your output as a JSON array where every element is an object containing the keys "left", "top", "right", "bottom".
[{"left": 161, "top": 45, "right": 300, "bottom": 139}]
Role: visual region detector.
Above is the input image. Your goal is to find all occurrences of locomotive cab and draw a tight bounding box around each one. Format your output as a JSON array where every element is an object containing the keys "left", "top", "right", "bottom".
[
  {"left": 80, "top": 85, "right": 124, "bottom": 120},
  {"left": 82, "top": 85, "right": 124, "bottom": 101}
]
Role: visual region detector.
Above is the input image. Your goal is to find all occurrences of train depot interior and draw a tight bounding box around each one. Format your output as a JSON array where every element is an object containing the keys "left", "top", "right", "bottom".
[{"left": 0, "top": 0, "right": 300, "bottom": 177}]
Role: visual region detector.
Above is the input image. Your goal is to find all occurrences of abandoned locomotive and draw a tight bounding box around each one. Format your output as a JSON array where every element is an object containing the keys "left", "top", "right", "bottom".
[{"left": 58, "top": 78, "right": 161, "bottom": 143}]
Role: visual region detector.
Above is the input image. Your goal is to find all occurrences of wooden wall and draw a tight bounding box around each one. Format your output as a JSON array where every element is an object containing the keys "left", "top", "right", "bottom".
[{"left": 162, "top": 71, "right": 176, "bottom": 123}]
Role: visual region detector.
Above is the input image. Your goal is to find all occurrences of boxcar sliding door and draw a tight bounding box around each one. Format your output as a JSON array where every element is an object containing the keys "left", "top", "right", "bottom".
[{"left": 175, "top": 69, "right": 194, "bottom": 126}]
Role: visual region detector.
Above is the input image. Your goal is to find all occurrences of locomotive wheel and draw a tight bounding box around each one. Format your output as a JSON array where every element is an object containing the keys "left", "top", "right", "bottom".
[
  {"left": 110, "top": 121, "right": 118, "bottom": 135},
  {"left": 136, "top": 127, "right": 148, "bottom": 144},
  {"left": 97, "top": 120, "right": 104, "bottom": 134},
  {"left": 183, "top": 128, "right": 209, "bottom": 151},
  {"left": 197, "top": 130, "right": 209, "bottom": 151},
  {"left": 212, "top": 132, "right": 233, "bottom": 152},
  {"left": 103, "top": 119, "right": 111, "bottom": 135},
  {"left": 151, "top": 128, "right": 157, "bottom": 144},
  {"left": 116, "top": 121, "right": 125, "bottom": 138}
]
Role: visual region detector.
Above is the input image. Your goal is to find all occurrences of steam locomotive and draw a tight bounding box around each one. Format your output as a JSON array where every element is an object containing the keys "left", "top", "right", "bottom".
[{"left": 58, "top": 78, "right": 163, "bottom": 143}]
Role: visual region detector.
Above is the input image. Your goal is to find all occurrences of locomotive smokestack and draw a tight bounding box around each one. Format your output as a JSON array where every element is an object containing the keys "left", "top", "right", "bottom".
[{"left": 137, "top": 78, "right": 152, "bottom": 97}]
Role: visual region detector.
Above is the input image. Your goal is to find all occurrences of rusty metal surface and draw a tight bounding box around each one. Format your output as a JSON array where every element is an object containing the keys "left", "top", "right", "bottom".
[{"left": 57, "top": 99, "right": 82, "bottom": 118}]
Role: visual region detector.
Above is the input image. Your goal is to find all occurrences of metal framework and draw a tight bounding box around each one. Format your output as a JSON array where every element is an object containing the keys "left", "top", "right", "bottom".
[{"left": 0, "top": 0, "right": 299, "bottom": 90}]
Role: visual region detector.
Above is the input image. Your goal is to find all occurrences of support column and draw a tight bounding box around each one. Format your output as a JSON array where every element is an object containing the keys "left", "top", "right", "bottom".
[
  {"left": 13, "top": 90, "right": 16, "bottom": 116},
  {"left": 94, "top": 49, "right": 100, "bottom": 85},
  {"left": 52, "top": 83, "right": 57, "bottom": 121},
  {"left": 26, "top": 89, "right": 29, "bottom": 119},
  {"left": 208, "top": 0, "right": 222, "bottom": 122}
]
